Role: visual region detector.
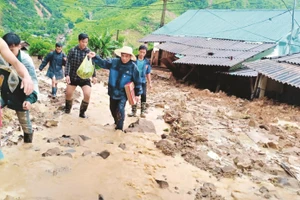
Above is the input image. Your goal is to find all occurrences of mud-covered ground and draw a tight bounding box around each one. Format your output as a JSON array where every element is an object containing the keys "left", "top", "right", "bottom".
[{"left": 1, "top": 57, "right": 299, "bottom": 200}]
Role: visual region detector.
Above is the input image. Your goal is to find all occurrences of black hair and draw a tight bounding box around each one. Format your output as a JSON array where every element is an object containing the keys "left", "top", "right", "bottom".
[
  {"left": 56, "top": 42, "right": 62, "bottom": 47},
  {"left": 2, "top": 32, "right": 21, "bottom": 47},
  {"left": 78, "top": 33, "right": 89, "bottom": 41},
  {"left": 139, "top": 45, "right": 147, "bottom": 51}
]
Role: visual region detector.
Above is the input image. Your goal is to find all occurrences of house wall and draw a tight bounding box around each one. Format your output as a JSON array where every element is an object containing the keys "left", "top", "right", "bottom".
[{"left": 264, "top": 78, "right": 300, "bottom": 105}]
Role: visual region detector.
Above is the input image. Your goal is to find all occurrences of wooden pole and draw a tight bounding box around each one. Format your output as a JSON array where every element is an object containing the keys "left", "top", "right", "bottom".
[
  {"left": 251, "top": 73, "right": 260, "bottom": 100},
  {"left": 258, "top": 75, "right": 268, "bottom": 98},
  {"left": 160, "top": 0, "right": 167, "bottom": 28}
]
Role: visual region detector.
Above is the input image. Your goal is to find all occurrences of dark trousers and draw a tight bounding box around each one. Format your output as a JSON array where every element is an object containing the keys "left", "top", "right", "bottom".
[
  {"left": 110, "top": 97, "right": 127, "bottom": 130},
  {"left": 141, "top": 82, "right": 147, "bottom": 103}
]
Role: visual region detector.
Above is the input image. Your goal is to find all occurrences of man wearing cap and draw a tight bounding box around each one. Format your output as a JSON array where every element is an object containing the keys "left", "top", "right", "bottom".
[
  {"left": 39, "top": 42, "right": 67, "bottom": 99},
  {"left": 89, "top": 46, "right": 142, "bottom": 131}
]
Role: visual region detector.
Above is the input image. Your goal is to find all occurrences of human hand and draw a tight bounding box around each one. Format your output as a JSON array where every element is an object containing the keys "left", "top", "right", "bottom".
[
  {"left": 21, "top": 76, "right": 34, "bottom": 95},
  {"left": 65, "top": 75, "right": 71, "bottom": 84},
  {"left": 148, "top": 82, "right": 152, "bottom": 90},
  {"left": 88, "top": 52, "right": 96, "bottom": 58},
  {"left": 23, "top": 101, "right": 31, "bottom": 110}
]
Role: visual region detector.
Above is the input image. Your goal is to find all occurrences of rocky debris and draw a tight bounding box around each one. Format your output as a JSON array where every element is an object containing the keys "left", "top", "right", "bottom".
[
  {"left": 79, "top": 135, "right": 91, "bottom": 141},
  {"left": 45, "top": 166, "right": 71, "bottom": 176},
  {"left": 221, "top": 165, "right": 237, "bottom": 177},
  {"left": 155, "top": 139, "right": 176, "bottom": 156},
  {"left": 161, "top": 134, "right": 168, "bottom": 139},
  {"left": 42, "top": 147, "right": 61, "bottom": 157},
  {"left": 82, "top": 150, "right": 92, "bottom": 156},
  {"left": 182, "top": 152, "right": 212, "bottom": 171},
  {"left": 98, "top": 194, "right": 104, "bottom": 200},
  {"left": 155, "top": 179, "right": 169, "bottom": 189},
  {"left": 118, "top": 143, "right": 126, "bottom": 150},
  {"left": 194, "top": 182, "right": 225, "bottom": 200},
  {"left": 125, "top": 118, "right": 156, "bottom": 133},
  {"left": 57, "top": 135, "right": 84, "bottom": 147},
  {"left": 98, "top": 150, "right": 110, "bottom": 159},
  {"left": 43, "top": 120, "right": 59, "bottom": 127}
]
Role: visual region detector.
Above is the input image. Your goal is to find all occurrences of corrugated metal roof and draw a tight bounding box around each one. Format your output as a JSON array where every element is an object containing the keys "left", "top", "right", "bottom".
[
  {"left": 154, "top": 38, "right": 276, "bottom": 67},
  {"left": 157, "top": 42, "right": 260, "bottom": 59},
  {"left": 276, "top": 53, "right": 300, "bottom": 65},
  {"left": 224, "top": 68, "right": 258, "bottom": 77},
  {"left": 173, "top": 56, "right": 243, "bottom": 67},
  {"left": 243, "top": 59, "right": 300, "bottom": 88},
  {"left": 148, "top": 9, "right": 300, "bottom": 43}
]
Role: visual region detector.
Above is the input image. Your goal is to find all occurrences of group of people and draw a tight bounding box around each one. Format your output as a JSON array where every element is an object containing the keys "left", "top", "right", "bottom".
[{"left": 0, "top": 32, "right": 152, "bottom": 150}]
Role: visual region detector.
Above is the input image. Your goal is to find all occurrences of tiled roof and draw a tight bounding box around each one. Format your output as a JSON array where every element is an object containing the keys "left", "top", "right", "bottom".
[{"left": 243, "top": 59, "right": 300, "bottom": 88}]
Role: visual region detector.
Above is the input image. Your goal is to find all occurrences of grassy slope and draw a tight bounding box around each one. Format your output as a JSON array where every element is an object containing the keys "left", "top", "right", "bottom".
[
  {"left": 1, "top": 0, "right": 293, "bottom": 50},
  {"left": 64, "top": 1, "right": 172, "bottom": 48}
]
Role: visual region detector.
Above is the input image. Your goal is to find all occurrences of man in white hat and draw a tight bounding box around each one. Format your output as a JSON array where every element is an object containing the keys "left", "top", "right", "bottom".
[{"left": 89, "top": 46, "right": 142, "bottom": 131}]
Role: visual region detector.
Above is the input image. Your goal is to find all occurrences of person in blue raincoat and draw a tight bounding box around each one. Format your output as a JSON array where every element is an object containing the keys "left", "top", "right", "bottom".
[
  {"left": 39, "top": 42, "right": 66, "bottom": 98},
  {"left": 89, "top": 46, "right": 142, "bottom": 131}
]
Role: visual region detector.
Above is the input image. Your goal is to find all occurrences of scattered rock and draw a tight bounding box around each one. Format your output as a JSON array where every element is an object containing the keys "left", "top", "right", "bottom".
[
  {"left": 161, "top": 134, "right": 167, "bottom": 139},
  {"left": 125, "top": 119, "right": 156, "bottom": 133},
  {"left": 195, "top": 182, "right": 225, "bottom": 200},
  {"left": 82, "top": 150, "right": 92, "bottom": 156},
  {"left": 44, "top": 120, "right": 59, "bottom": 127},
  {"left": 98, "top": 150, "right": 110, "bottom": 159},
  {"left": 42, "top": 147, "right": 61, "bottom": 157},
  {"left": 155, "top": 139, "right": 176, "bottom": 156},
  {"left": 259, "top": 124, "right": 269, "bottom": 131},
  {"left": 118, "top": 143, "right": 126, "bottom": 150},
  {"left": 248, "top": 120, "right": 256, "bottom": 127},
  {"left": 79, "top": 135, "right": 91, "bottom": 141},
  {"left": 58, "top": 135, "right": 84, "bottom": 147},
  {"left": 259, "top": 186, "right": 269, "bottom": 193},
  {"left": 155, "top": 179, "right": 169, "bottom": 189},
  {"left": 221, "top": 165, "right": 237, "bottom": 177},
  {"left": 98, "top": 194, "right": 104, "bottom": 200},
  {"left": 62, "top": 153, "right": 73, "bottom": 158}
]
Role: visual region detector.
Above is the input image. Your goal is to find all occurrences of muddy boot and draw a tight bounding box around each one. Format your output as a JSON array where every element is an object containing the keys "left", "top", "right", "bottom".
[
  {"left": 65, "top": 99, "right": 73, "bottom": 114},
  {"left": 24, "top": 133, "right": 33, "bottom": 143},
  {"left": 140, "top": 102, "right": 146, "bottom": 118},
  {"left": 52, "top": 87, "right": 57, "bottom": 99},
  {"left": 79, "top": 100, "right": 89, "bottom": 118},
  {"left": 127, "top": 104, "right": 137, "bottom": 117}
]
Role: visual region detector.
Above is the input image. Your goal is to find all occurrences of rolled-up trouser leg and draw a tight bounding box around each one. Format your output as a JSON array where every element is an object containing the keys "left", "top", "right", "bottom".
[{"left": 16, "top": 110, "right": 33, "bottom": 143}]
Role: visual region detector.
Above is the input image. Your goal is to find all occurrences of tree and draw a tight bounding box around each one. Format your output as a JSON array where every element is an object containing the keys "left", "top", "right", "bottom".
[
  {"left": 28, "top": 38, "right": 52, "bottom": 57},
  {"left": 89, "top": 29, "right": 124, "bottom": 58}
]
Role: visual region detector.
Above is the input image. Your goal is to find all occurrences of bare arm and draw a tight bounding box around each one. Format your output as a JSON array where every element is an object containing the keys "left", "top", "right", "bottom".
[
  {"left": 0, "top": 38, "right": 33, "bottom": 95},
  {"left": 146, "top": 73, "right": 152, "bottom": 89}
]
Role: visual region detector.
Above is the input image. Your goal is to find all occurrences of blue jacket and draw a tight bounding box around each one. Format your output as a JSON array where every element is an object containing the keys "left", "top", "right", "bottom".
[
  {"left": 92, "top": 55, "right": 143, "bottom": 99},
  {"left": 39, "top": 50, "right": 66, "bottom": 80},
  {"left": 134, "top": 58, "right": 151, "bottom": 83}
]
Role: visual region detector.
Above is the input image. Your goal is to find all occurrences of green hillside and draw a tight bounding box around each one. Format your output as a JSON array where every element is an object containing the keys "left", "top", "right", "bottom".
[{"left": 0, "top": 0, "right": 298, "bottom": 52}]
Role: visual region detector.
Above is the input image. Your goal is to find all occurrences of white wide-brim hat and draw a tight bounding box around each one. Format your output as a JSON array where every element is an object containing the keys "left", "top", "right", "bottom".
[{"left": 114, "top": 46, "right": 136, "bottom": 61}]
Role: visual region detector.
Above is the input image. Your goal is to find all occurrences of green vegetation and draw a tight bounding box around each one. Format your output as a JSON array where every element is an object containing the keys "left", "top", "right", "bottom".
[{"left": 0, "top": 0, "right": 298, "bottom": 56}]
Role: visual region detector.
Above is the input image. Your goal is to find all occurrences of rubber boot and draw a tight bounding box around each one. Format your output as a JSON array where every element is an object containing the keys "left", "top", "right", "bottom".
[
  {"left": 52, "top": 87, "right": 57, "bottom": 99},
  {"left": 65, "top": 99, "right": 73, "bottom": 114},
  {"left": 79, "top": 100, "right": 89, "bottom": 118},
  {"left": 127, "top": 104, "right": 137, "bottom": 117},
  {"left": 140, "top": 102, "right": 147, "bottom": 118},
  {"left": 24, "top": 133, "right": 33, "bottom": 143}
]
